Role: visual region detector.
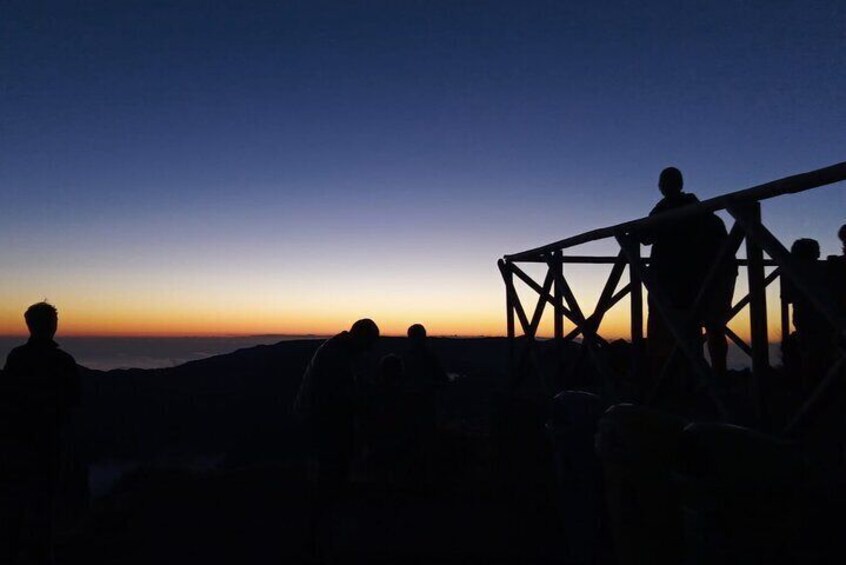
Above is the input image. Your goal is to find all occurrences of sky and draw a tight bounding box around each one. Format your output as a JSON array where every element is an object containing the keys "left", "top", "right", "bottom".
[{"left": 1, "top": 0, "right": 844, "bottom": 338}]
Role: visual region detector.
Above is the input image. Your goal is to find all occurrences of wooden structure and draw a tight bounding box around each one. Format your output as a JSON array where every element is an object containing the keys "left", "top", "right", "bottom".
[{"left": 499, "top": 162, "right": 846, "bottom": 433}]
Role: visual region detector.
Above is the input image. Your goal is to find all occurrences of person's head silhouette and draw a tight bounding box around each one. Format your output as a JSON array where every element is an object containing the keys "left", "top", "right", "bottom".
[
  {"left": 349, "top": 318, "right": 380, "bottom": 352},
  {"left": 659, "top": 167, "right": 683, "bottom": 197},
  {"left": 407, "top": 323, "right": 427, "bottom": 346},
  {"left": 25, "top": 301, "right": 58, "bottom": 341},
  {"left": 838, "top": 224, "right": 846, "bottom": 254},
  {"left": 791, "top": 238, "right": 820, "bottom": 261}
]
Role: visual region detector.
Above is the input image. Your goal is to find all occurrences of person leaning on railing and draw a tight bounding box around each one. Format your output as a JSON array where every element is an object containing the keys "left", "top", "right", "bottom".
[{"left": 638, "top": 167, "right": 737, "bottom": 386}]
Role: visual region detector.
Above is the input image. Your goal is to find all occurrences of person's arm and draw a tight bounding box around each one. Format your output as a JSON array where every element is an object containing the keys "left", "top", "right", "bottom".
[{"left": 637, "top": 203, "right": 663, "bottom": 245}]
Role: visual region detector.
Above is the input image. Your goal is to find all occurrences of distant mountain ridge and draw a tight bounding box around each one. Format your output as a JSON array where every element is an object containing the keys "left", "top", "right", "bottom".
[{"left": 74, "top": 337, "right": 512, "bottom": 465}]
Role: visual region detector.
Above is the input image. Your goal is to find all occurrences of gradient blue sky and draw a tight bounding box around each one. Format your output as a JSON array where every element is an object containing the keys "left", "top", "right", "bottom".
[{"left": 1, "top": 0, "right": 844, "bottom": 336}]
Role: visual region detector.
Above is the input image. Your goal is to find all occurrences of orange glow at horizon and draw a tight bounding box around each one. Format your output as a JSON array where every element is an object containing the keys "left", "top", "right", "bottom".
[{"left": 0, "top": 260, "right": 792, "bottom": 343}]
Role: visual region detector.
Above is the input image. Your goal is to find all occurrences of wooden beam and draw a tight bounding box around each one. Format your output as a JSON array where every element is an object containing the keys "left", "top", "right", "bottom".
[
  {"left": 728, "top": 268, "right": 781, "bottom": 321},
  {"left": 725, "top": 327, "right": 753, "bottom": 357},
  {"left": 508, "top": 262, "right": 574, "bottom": 320},
  {"left": 563, "top": 284, "right": 631, "bottom": 343},
  {"left": 528, "top": 268, "right": 554, "bottom": 337},
  {"left": 549, "top": 267, "right": 609, "bottom": 346},
  {"left": 736, "top": 203, "right": 769, "bottom": 427},
  {"left": 552, "top": 253, "right": 564, "bottom": 341},
  {"left": 498, "top": 260, "right": 531, "bottom": 336},
  {"left": 729, "top": 206, "right": 846, "bottom": 338},
  {"left": 506, "top": 161, "right": 846, "bottom": 261},
  {"left": 511, "top": 255, "right": 776, "bottom": 266},
  {"left": 499, "top": 260, "right": 517, "bottom": 382},
  {"left": 617, "top": 236, "right": 645, "bottom": 385}
]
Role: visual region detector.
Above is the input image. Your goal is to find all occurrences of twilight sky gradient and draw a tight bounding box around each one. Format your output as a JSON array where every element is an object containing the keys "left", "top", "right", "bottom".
[{"left": 2, "top": 1, "right": 844, "bottom": 338}]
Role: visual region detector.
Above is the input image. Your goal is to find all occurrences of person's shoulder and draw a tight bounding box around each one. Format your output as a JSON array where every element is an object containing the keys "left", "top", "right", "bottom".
[
  {"left": 7, "top": 343, "right": 27, "bottom": 357},
  {"left": 5, "top": 342, "right": 30, "bottom": 362},
  {"left": 3, "top": 344, "right": 25, "bottom": 368},
  {"left": 53, "top": 347, "right": 78, "bottom": 367}
]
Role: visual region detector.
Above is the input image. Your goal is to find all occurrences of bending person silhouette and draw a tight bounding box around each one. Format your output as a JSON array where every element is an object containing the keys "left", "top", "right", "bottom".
[
  {"left": 1, "top": 302, "right": 80, "bottom": 565},
  {"left": 293, "top": 319, "right": 379, "bottom": 508},
  {"left": 402, "top": 324, "right": 448, "bottom": 483},
  {"left": 639, "top": 167, "right": 737, "bottom": 385}
]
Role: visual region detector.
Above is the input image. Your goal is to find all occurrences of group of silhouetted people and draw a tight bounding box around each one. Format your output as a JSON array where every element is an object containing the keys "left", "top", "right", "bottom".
[
  {"left": 641, "top": 166, "right": 845, "bottom": 403},
  {"left": 291, "top": 319, "right": 449, "bottom": 555}
]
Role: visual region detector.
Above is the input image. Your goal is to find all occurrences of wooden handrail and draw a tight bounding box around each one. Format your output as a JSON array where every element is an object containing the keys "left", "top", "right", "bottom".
[{"left": 505, "top": 161, "right": 846, "bottom": 261}]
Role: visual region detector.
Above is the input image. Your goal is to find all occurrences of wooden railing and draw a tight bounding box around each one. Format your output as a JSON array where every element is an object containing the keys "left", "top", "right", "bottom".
[{"left": 499, "top": 162, "right": 846, "bottom": 433}]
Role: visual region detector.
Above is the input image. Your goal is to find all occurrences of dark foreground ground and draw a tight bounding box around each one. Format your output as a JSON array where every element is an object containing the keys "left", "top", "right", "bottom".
[
  {"left": 58, "top": 465, "right": 569, "bottom": 564},
  {"left": 46, "top": 338, "right": 584, "bottom": 563},
  {"left": 15, "top": 336, "right": 844, "bottom": 563}
]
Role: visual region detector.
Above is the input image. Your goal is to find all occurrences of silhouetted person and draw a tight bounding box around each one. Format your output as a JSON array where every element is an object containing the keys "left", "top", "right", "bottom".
[
  {"left": 293, "top": 318, "right": 379, "bottom": 555},
  {"left": 827, "top": 224, "right": 846, "bottom": 322},
  {"left": 403, "top": 324, "right": 448, "bottom": 389},
  {"left": 639, "top": 167, "right": 737, "bottom": 383},
  {"left": 784, "top": 239, "right": 833, "bottom": 392},
  {"left": 1, "top": 302, "right": 80, "bottom": 565},
  {"left": 361, "top": 354, "right": 420, "bottom": 485},
  {"left": 402, "top": 324, "right": 447, "bottom": 484}
]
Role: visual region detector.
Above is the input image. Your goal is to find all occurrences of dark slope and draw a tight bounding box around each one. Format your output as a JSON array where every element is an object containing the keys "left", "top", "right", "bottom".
[{"left": 74, "top": 337, "right": 512, "bottom": 464}]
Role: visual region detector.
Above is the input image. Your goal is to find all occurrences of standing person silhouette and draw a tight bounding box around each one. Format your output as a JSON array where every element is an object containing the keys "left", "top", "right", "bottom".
[
  {"left": 1, "top": 302, "right": 80, "bottom": 565},
  {"left": 402, "top": 324, "right": 448, "bottom": 484},
  {"left": 639, "top": 167, "right": 736, "bottom": 387},
  {"left": 292, "top": 318, "right": 379, "bottom": 556},
  {"left": 785, "top": 239, "right": 833, "bottom": 392},
  {"left": 827, "top": 224, "right": 846, "bottom": 318}
]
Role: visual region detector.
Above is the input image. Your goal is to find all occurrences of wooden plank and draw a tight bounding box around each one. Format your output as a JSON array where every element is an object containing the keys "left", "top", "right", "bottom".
[
  {"left": 509, "top": 262, "right": 574, "bottom": 320},
  {"left": 498, "top": 260, "right": 517, "bottom": 380},
  {"left": 528, "top": 268, "right": 554, "bottom": 337},
  {"left": 506, "top": 161, "right": 846, "bottom": 261},
  {"left": 511, "top": 255, "right": 776, "bottom": 267},
  {"left": 498, "top": 260, "right": 530, "bottom": 335},
  {"left": 725, "top": 326, "right": 753, "bottom": 357},
  {"left": 622, "top": 237, "right": 645, "bottom": 385},
  {"left": 552, "top": 253, "right": 564, "bottom": 340},
  {"left": 729, "top": 207, "right": 846, "bottom": 338},
  {"left": 728, "top": 268, "right": 781, "bottom": 321},
  {"left": 737, "top": 203, "right": 769, "bottom": 427},
  {"left": 563, "top": 284, "right": 631, "bottom": 343}
]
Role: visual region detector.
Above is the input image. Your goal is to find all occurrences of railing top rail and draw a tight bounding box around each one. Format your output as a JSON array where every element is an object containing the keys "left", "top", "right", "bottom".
[{"left": 505, "top": 161, "right": 846, "bottom": 262}]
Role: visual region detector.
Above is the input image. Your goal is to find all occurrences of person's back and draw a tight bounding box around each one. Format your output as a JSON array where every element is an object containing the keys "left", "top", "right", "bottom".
[
  {"left": 639, "top": 168, "right": 737, "bottom": 384},
  {"left": 786, "top": 239, "right": 830, "bottom": 337},
  {"left": 641, "top": 186, "right": 709, "bottom": 308},
  {"left": 402, "top": 324, "right": 448, "bottom": 392},
  {"left": 293, "top": 331, "right": 357, "bottom": 428},
  {"left": 2, "top": 303, "right": 80, "bottom": 453},
  {"left": 296, "top": 319, "right": 380, "bottom": 560},
  {"left": 785, "top": 239, "right": 832, "bottom": 392},
  {"left": 826, "top": 224, "right": 846, "bottom": 316},
  {"left": 293, "top": 319, "right": 379, "bottom": 494}
]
